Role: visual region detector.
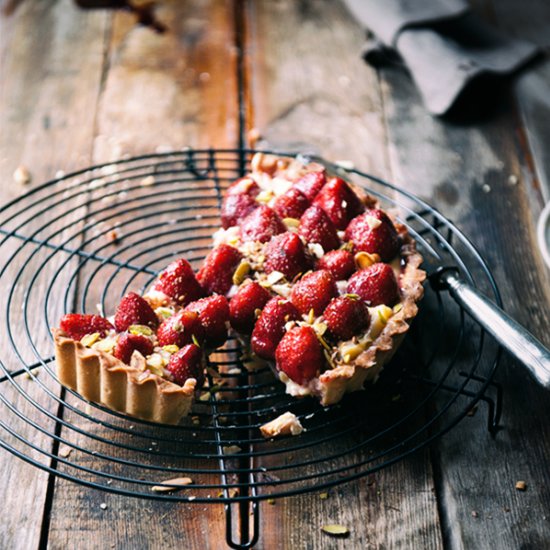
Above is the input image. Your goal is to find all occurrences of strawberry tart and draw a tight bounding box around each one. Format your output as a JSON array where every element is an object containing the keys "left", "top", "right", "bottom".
[{"left": 53, "top": 153, "right": 424, "bottom": 424}]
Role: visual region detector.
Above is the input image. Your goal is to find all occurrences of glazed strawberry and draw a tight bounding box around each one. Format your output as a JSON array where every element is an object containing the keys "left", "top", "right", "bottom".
[
  {"left": 345, "top": 209, "right": 399, "bottom": 262},
  {"left": 60, "top": 314, "right": 114, "bottom": 341},
  {"left": 221, "top": 193, "right": 259, "bottom": 229},
  {"left": 313, "top": 177, "right": 364, "bottom": 230},
  {"left": 152, "top": 258, "right": 204, "bottom": 306},
  {"left": 227, "top": 177, "right": 260, "bottom": 197},
  {"left": 293, "top": 170, "right": 327, "bottom": 201},
  {"left": 263, "top": 232, "right": 312, "bottom": 280},
  {"left": 185, "top": 295, "right": 230, "bottom": 349},
  {"left": 197, "top": 244, "right": 242, "bottom": 295},
  {"left": 298, "top": 205, "right": 340, "bottom": 252},
  {"left": 290, "top": 269, "right": 338, "bottom": 316},
  {"left": 251, "top": 298, "right": 300, "bottom": 360},
  {"left": 113, "top": 333, "right": 154, "bottom": 365},
  {"left": 229, "top": 281, "right": 271, "bottom": 334},
  {"left": 157, "top": 310, "right": 205, "bottom": 347},
  {"left": 273, "top": 187, "right": 310, "bottom": 219},
  {"left": 240, "top": 205, "right": 286, "bottom": 243},
  {"left": 316, "top": 249, "right": 355, "bottom": 280},
  {"left": 114, "top": 292, "right": 159, "bottom": 332},
  {"left": 323, "top": 296, "right": 370, "bottom": 341},
  {"left": 166, "top": 344, "right": 205, "bottom": 388},
  {"left": 347, "top": 263, "right": 400, "bottom": 306},
  {"left": 275, "top": 326, "right": 323, "bottom": 385}
]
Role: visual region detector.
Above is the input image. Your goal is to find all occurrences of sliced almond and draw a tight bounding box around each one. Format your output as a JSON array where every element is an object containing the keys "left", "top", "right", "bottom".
[
  {"left": 151, "top": 476, "right": 193, "bottom": 493},
  {"left": 321, "top": 524, "right": 350, "bottom": 537},
  {"left": 365, "top": 215, "right": 382, "bottom": 229}
]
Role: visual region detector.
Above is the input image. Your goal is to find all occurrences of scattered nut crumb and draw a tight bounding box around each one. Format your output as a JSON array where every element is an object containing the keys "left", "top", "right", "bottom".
[
  {"left": 515, "top": 481, "right": 527, "bottom": 491},
  {"left": 319, "top": 492, "right": 329, "bottom": 500},
  {"left": 321, "top": 524, "right": 350, "bottom": 537},
  {"left": 14, "top": 165, "right": 32, "bottom": 185},
  {"left": 260, "top": 412, "right": 304, "bottom": 438},
  {"left": 140, "top": 175, "right": 155, "bottom": 187},
  {"left": 58, "top": 446, "right": 72, "bottom": 458},
  {"left": 99, "top": 503, "right": 108, "bottom": 510},
  {"left": 108, "top": 229, "right": 121, "bottom": 244},
  {"left": 467, "top": 405, "right": 478, "bottom": 417},
  {"left": 482, "top": 184, "right": 491, "bottom": 193},
  {"left": 222, "top": 445, "right": 242, "bottom": 455},
  {"left": 471, "top": 510, "right": 479, "bottom": 518},
  {"left": 151, "top": 477, "right": 193, "bottom": 493},
  {"left": 508, "top": 174, "right": 518, "bottom": 185},
  {"left": 267, "top": 498, "right": 275, "bottom": 505}
]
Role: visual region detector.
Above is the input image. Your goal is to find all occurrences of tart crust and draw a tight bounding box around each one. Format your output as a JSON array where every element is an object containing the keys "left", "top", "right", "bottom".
[{"left": 52, "top": 329, "right": 195, "bottom": 424}]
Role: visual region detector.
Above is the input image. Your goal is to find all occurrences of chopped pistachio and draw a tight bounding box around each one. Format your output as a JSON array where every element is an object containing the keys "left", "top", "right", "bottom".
[
  {"left": 282, "top": 217, "right": 300, "bottom": 229},
  {"left": 162, "top": 345, "right": 179, "bottom": 354},
  {"left": 339, "top": 341, "right": 366, "bottom": 362},
  {"left": 191, "top": 334, "right": 201, "bottom": 347},
  {"left": 321, "top": 524, "right": 350, "bottom": 537},
  {"left": 319, "top": 492, "right": 329, "bottom": 500},
  {"left": 308, "top": 308, "right": 315, "bottom": 324},
  {"left": 155, "top": 307, "right": 174, "bottom": 319},
  {"left": 129, "top": 324, "right": 154, "bottom": 336},
  {"left": 81, "top": 332, "right": 100, "bottom": 347},
  {"left": 232, "top": 261, "right": 251, "bottom": 286},
  {"left": 376, "top": 305, "right": 393, "bottom": 324},
  {"left": 354, "top": 251, "right": 380, "bottom": 269}
]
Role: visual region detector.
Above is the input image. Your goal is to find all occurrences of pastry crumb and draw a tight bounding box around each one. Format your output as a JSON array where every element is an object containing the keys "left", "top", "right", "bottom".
[
  {"left": 260, "top": 412, "right": 304, "bottom": 438},
  {"left": 515, "top": 480, "right": 527, "bottom": 491}
]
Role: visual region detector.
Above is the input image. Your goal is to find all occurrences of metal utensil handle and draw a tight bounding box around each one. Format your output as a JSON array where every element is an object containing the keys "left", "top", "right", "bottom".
[{"left": 441, "top": 270, "right": 550, "bottom": 388}]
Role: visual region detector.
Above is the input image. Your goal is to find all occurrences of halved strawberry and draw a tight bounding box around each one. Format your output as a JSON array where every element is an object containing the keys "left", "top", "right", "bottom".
[
  {"left": 293, "top": 170, "right": 327, "bottom": 201},
  {"left": 316, "top": 249, "right": 355, "bottom": 280},
  {"left": 221, "top": 193, "right": 259, "bottom": 229},
  {"left": 275, "top": 325, "right": 323, "bottom": 385},
  {"left": 152, "top": 258, "right": 204, "bottom": 306},
  {"left": 290, "top": 269, "right": 338, "bottom": 316},
  {"left": 323, "top": 296, "right": 370, "bottom": 341},
  {"left": 227, "top": 177, "right": 260, "bottom": 197},
  {"left": 298, "top": 205, "right": 340, "bottom": 252},
  {"left": 273, "top": 188, "right": 310, "bottom": 219},
  {"left": 263, "top": 232, "right": 312, "bottom": 280},
  {"left": 166, "top": 344, "right": 205, "bottom": 388},
  {"left": 313, "top": 177, "right": 364, "bottom": 230},
  {"left": 157, "top": 310, "right": 205, "bottom": 347},
  {"left": 60, "top": 314, "right": 114, "bottom": 341},
  {"left": 185, "top": 295, "right": 230, "bottom": 349},
  {"left": 251, "top": 298, "right": 300, "bottom": 360},
  {"left": 113, "top": 333, "right": 154, "bottom": 365},
  {"left": 345, "top": 209, "right": 399, "bottom": 262},
  {"left": 229, "top": 281, "right": 271, "bottom": 334},
  {"left": 114, "top": 292, "right": 159, "bottom": 332},
  {"left": 197, "top": 244, "right": 242, "bottom": 296},
  {"left": 347, "top": 263, "right": 400, "bottom": 306},
  {"left": 240, "top": 205, "right": 286, "bottom": 243}
]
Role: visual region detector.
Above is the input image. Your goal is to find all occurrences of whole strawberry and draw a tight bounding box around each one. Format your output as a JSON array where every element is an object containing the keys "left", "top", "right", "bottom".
[
  {"left": 152, "top": 258, "right": 204, "bottom": 306},
  {"left": 226, "top": 177, "right": 260, "bottom": 197},
  {"left": 221, "top": 193, "right": 259, "bottom": 229},
  {"left": 114, "top": 292, "right": 159, "bottom": 332},
  {"left": 275, "top": 326, "right": 323, "bottom": 385},
  {"left": 157, "top": 310, "right": 205, "bottom": 347},
  {"left": 263, "top": 232, "right": 312, "bottom": 280},
  {"left": 60, "top": 314, "right": 114, "bottom": 341},
  {"left": 185, "top": 295, "right": 230, "bottom": 349},
  {"left": 345, "top": 209, "right": 399, "bottom": 262},
  {"left": 347, "top": 263, "right": 400, "bottom": 306},
  {"left": 229, "top": 281, "right": 271, "bottom": 334},
  {"left": 113, "top": 333, "right": 154, "bottom": 364},
  {"left": 166, "top": 344, "right": 205, "bottom": 388},
  {"left": 316, "top": 249, "right": 355, "bottom": 280},
  {"left": 293, "top": 170, "right": 327, "bottom": 201},
  {"left": 273, "top": 187, "right": 310, "bottom": 219},
  {"left": 251, "top": 298, "right": 300, "bottom": 360},
  {"left": 298, "top": 205, "right": 340, "bottom": 252},
  {"left": 197, "top": 244, "right": 242, "bottom": 296},
  {"left": 323, "top": 296, "right": 370, "bottom": 341},
  {"left": 313, "top": 177, "right": 364, "bottom": 230},
  {"left": 290, "top": 269, "right": 338, "bottom": 316},
  {"left": 240, "top": 205, "right": 286, "bottom": 243}
]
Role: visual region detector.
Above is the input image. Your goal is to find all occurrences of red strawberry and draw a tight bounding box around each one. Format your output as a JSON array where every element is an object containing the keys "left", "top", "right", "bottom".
[
  {"left": 152, "top": 258, "right": 204, "bottom": 306},
  {"left": 197, "top": 244, "right": 242, "bottom": 296},
  {"left": 227, "top": 177, "right": 260, "bottom": 197},
  {"left": 221, "top": 193, "right": 259, "bottom": 229},
  {"left": 60, "top": 314, "right": 114, "bottom": 341},
  {"left": 114, "top": 292, "right": 159, "bottom": 332},
  {"left": 229, "top": 281, "right": 271, "bottom": 334},
  {"left": 275, "top": 326, "right": 323, "bottom": 385},
  {"left": 251, "top": 298, "right": 300, "bottom": 360},
  {"left": 157, "top": 310, "right": 205, "bottom": 347},
  {"left": 293, "top": 170, "right": 327, "bottom": 201},
  {"left": 166, "top": 344, "right": 205, "bottom": 388},
  {"left": 240, "top": 205, "right": 286, "bottom": 243},
  {"left": 316, "top": 249, "right": 355, "bottom": 280},
  {"left": 113, "top": 333, "right": 154, "bottom": 364},
  {"left": 290, "top": 269, "right": 338, "bottom": 316},
  {"left": 313, "top": 177, "right": 364, "bottom": 230},
  {"left": 299, "top": 205, "right": 340, "bottom": 252},
  {"left": 263, "top": 232, "right": 312, "bottom": 280},
  {"left": 345, "top": 209, "right": 399, "bottom": 262},
  {"left": 347, "top": 263, "right": 400, "bottom": 306},
  {"left": 185, "top": 295, "right": 230, "bottom": 349},
  {"left": 323, "top": 296, "right": 370, "bottom": 341},
  {"left": 273, "top": 187, "right": 310, "bottom": 219}
]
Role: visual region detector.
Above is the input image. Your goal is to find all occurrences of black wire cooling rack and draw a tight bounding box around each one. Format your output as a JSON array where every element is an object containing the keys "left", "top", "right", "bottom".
[{"left": 0, "top": 148, "right": 503, "bottom": 548}]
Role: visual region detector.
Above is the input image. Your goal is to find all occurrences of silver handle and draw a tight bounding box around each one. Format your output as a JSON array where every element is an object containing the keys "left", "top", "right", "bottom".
[{"left": 440, "top": 270, "right": 550, "bottom": 389}]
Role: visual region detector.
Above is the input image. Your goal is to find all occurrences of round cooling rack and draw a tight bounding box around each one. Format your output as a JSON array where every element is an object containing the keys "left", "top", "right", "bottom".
[{"left": 0, "top": 149, "right": 503, "bottom": 548}]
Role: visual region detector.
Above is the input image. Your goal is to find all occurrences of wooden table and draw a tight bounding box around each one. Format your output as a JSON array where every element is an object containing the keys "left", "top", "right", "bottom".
[{"left": 1, "top": 1, "right": 549, "bottom": 548}]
